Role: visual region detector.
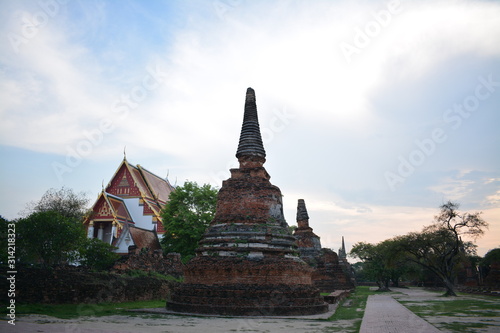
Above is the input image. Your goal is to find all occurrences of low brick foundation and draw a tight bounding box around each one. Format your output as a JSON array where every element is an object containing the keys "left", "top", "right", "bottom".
[
  {"left": 183, "top": 256, "right": 313, "bottom": 285},
  {"left": 167, "top": 283, "right": 328, "bottom": 316},
  {"left": 112, "top": 250, "right": 183, "bottom": 278},
  {"left": 1, "top": 266, "right": 178, "bottom": 304},
  {"left": 168, "top": 256, "right": 328, "bottom": 316},
  {"left": 310, "top": 249, "right": 355, "bottom": 292},
  {"left": 323, "top": 290, "right": 352, "bottom": 304}
]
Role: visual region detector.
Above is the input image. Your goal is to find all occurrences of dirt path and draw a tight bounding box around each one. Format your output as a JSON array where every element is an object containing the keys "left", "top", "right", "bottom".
[
  {"left": 360, "top": 294, "right": 441, "bottom": 333},
  {"left": 3, "top": 313, "right": 357, "bottom": 333},
  {"left": 5, "top": 287, "right": 499, "bottom": 333}
]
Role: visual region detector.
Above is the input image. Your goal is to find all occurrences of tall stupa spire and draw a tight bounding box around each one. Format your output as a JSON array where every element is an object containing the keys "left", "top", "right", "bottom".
[
  {"left": 339, "top": 236, "right": 347, "bottom": 259},
  {"left": 296, "top": 199, "right": 310, "bottom": 227},
  {"left": 236, "top": 87, "right": 266, "bottom": 160},
  {"left": 167, "top": 88, "right": 328, "bottom": 316}
]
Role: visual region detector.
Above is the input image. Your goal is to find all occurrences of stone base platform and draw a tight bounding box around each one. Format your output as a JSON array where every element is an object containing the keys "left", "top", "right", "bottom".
[
  {"left": 132, "top": 303, "right": 337, "bottom": 319},
  {"left": 167, "top": 283, "right": 329, "bottom": 316},
  {"left": 323, "top": 289, "right": 352, "bottom": 304}
]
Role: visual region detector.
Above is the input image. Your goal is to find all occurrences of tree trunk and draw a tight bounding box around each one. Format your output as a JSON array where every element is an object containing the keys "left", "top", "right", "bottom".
[
  {"left": 442, "top": 278, "right": 457, "bottom": 296},
  {"left": 376, "top": 278, "right": 391, "bottom": 292},
  {"left": 385, "top": 278, "right": 390, "bottom": 290}
]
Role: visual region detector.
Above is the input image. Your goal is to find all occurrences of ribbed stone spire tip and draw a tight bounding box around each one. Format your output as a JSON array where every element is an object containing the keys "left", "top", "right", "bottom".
[
  {"left": 297, "top": 199, "right": 309, "bottom": 221},
  {"left": 236, "top": 87, "right": 266, "bottom": 159}
]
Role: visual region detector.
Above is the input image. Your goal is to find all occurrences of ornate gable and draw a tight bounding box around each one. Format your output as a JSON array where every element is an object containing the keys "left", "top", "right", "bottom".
[
  {"left": 107, "top": 162, "right": 141, "bottom": 198},
  {"left": 93, "top": 195, "right": 114, "bottom": 220},
  {"left": 142, "top": 199, "right": 155, "bottom": 215},
  {"left": 86, "top": 157, "right": 172, "bottom": 237},
  {"left": 156, "top": 219, "right": 165, "bottom": 233},
  {"left": 108, "top": 195, "right": 133, "bottom": 223},
  {"left": 129, "top": 166, "right": 154, "bottom": 199}
]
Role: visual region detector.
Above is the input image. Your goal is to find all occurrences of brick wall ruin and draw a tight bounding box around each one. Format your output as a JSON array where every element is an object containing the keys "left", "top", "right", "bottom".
[
  {"left": 112, "top": 248, "right": 183, "bottom": 278},
  {"left": 1, "top": 266, "right": 178, "bottom": 305}
]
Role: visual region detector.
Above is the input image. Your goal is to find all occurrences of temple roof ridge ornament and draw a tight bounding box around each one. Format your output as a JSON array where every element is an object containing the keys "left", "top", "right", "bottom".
[{"left": 235, "top": 87, "right": 266, "bottom": 160}]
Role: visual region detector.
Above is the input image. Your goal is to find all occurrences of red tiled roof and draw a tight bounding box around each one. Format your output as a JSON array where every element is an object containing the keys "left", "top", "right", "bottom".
[
  {"left": 87, "top": 157, "right": 174, "bottom": 233},
  {"left": 137, "top": 165, "right": 175, "bottom": 204},
  {"left": 129, "top": 226, "right": 162, "bottom": 251}
]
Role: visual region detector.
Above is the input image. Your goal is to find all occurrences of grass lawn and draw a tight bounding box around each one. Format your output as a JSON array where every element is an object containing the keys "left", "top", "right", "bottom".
[
  {"left": 9, "top": 300, "right": 165, "bottom": 319},
  {"left": 10, "top": 287, "right": 377, "bottom": 324},
  {"left": 399, "top": 293, "right": 500, "bottom": 333},
  {"left": 326, "top": 286, "right": 377, "bottom": 332},
  {"left": 400, "top": 295, "right": 500, "bottom": 317}
]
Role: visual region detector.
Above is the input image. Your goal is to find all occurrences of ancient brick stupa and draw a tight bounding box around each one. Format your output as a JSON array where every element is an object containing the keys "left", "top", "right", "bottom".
[
  {"left": 294, "top": 199, "right": 355, "bottom": 292},
  {"left": 294, "top": 199, "right": 322, "bottom": 258},
  {"left": 167, "top": 88, "right": 328, "bottom": 316}
]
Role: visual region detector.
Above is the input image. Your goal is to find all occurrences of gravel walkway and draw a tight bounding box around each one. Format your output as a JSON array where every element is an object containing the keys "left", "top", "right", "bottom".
[
  {"left": 359, "top": 293, "right": 441, "bottom": 333},
  {"left": 10, "top": 288, "right": 495, "bottom": 333}
]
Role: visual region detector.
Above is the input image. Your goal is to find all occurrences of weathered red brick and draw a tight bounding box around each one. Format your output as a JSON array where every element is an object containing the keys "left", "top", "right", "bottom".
[{"left": 166, "top": 88, "right": 327, "bottom": 316}]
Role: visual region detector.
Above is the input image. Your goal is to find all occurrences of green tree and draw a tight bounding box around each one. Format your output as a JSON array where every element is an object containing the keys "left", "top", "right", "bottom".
[
  {"left": 350, "top": 242, "right": 386, "bottom": 289},
  {"left": 161, "top": 181, "right": 218, "bottom": 262},
  {"left": 14, "top": 188, "right": 122, "bottom": 270},
  {"left": 481, "top": 248, "right": 500, "bottom": 266},
  {"left": 479, "top": 248, "right": 500, "bottom": 283},
  {"left": 349, "top": 239, "right": 406, "bottom": 291},
  {"left": 79, "top": 238, "right": 120, "bottom": 271},
  {"left": 17, "top": 211, "right": 87, "bottom": 266},
  {"left": 397, "top": 201, "right": 488, "bottom": 296}
]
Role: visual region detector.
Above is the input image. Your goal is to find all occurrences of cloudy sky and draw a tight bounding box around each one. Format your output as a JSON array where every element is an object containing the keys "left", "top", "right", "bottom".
[{"left": 1, "top": 0, "right": 499, "bottom": 256}]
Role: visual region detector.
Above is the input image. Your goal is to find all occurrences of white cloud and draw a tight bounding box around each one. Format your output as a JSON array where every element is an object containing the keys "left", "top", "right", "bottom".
[
  {"left": 0, "top": 0, "right": 498, "bottom": 255},
  {"left": 296, "top": 198, "right": 498, "bottom": 257},
  {"left": 2, "top": 0, "right": 500, "bottom": 158},
  {"left": 428, "top": 177, "right": 475, "bottom": 201},
  {"left": 486, "top": 190, "right": 500, "bottom": 206},
  {"left": 0, "top": 13, "right": 114, "bottom": 153},
  {"left": 372, "top": 0, "right": 500, "bottom": 78},
  {"left": 485, "top": 178, "right": 500, "bottom": 185}
]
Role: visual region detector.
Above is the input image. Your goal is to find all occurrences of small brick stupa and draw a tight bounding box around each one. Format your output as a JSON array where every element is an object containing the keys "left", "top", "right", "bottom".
[
  {"left": 293, "top": 199, "right": 355, "bottom": 292},
  {"left": 294, "top": 199, "right": 322, "bottom": 258},
  {"left": 167, "top": 88, "right": 328, "bottom": 316}
]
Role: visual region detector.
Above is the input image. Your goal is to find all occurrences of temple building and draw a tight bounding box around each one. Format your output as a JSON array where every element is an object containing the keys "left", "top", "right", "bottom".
[
  {"left": 167, "top": 88, "right": 328, "bottom": 316},
  {"left": 293, "top": 199, "right": 355, "bottom": 292},
  {"left": 83, "top": 157, "right": 175, "bottom": 254}
]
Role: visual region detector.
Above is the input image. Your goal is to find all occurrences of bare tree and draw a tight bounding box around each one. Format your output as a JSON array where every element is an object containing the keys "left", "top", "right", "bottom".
[
  {"left": 23, "top": 187, "right": 90, "bottom": 220},
  {"left": 398, "top": 201, "right": 488, "bottom": 296}
]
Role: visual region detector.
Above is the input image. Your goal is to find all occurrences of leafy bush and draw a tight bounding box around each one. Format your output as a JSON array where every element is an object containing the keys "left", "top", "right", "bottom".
[
  {"left": 79, "top": 238, "right": 120, "bottom": 271},
  {"left": 16, "top": 211, "right": 86, "bottom": 266},
  {"left": 161, "top": 181, "right": 217, "bottom": 261}
]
